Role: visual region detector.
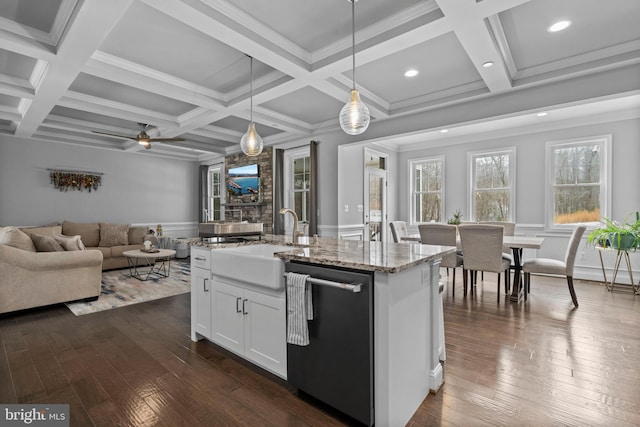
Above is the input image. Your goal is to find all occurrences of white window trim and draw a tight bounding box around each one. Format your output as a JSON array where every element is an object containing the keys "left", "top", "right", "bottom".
[
  {"left": 408, "top": 155, "right": 445, "bottom": 225},
  {"left": 545, "top": 134, "right": 612, "bottom": 231},
  {"left": 468, "top": 147, "right": 516, "bottom": 222}
]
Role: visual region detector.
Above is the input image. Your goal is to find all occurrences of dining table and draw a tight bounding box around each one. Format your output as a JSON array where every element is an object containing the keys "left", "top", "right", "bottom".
[{"left": 401, "top": 234, "right": 545, "bottom": 302}]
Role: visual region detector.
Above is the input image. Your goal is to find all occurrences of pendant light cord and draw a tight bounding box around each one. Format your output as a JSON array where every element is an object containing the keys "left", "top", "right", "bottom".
[
  {"left": 249, "top": 56, "right": 254, "bottom": 122},
  {"left": 351, "top": 0, "right": 356, "bottom": 90}
]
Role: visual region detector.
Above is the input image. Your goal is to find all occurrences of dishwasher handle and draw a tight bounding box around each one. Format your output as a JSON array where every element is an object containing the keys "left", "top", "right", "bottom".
[{"left": 283, "top": 274, "right": 361, "bottom": 293}]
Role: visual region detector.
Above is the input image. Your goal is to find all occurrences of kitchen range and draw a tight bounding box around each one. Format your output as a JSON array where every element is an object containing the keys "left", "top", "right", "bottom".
[{"left": 190, "top": 235, "right": 455, "bottom": 426}]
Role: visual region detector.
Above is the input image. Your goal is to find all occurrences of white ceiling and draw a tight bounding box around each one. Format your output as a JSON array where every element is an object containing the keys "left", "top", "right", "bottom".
[{"left": 0, "top": 0, "right": 639, "bottom": 161}]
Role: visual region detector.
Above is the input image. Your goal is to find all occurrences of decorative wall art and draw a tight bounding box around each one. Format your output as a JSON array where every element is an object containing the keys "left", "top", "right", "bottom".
[{"left": 48, "top": 169, "right": 103, "bottom": 192}]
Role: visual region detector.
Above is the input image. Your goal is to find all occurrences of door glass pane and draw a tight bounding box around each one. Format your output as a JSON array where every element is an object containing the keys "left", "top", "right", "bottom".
[{"left": 369, "top": 175, "right": 383, "bottom": 241}]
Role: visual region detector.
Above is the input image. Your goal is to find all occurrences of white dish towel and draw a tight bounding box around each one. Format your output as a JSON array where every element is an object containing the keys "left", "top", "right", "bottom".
[{"left": 286, "top": 272, "right": 313, "bottom": 346}]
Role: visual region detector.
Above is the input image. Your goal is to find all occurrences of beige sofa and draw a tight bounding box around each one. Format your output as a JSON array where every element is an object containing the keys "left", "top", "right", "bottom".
[
  {"left": 60, "top": 221, "right": 147, "bottom": 270},
  {"left": 0, "top": 225, "right": 103, "bottom": 314},
  {"left": 0, "top": 221, "right": 150, "bottom": 314}
]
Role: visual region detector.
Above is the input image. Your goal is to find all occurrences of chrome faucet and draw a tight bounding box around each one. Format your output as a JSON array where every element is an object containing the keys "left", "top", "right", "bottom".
[{"left": 279, "top": 208, "right": 304, "bottom": 243}]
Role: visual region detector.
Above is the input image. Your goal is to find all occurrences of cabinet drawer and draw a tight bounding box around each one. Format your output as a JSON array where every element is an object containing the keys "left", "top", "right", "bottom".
[{"left": 191, "top": 247, "right": 211, "bottom": 269}]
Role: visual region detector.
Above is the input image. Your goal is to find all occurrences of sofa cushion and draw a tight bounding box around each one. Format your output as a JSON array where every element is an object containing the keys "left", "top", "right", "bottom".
[
  {"left": 54, "top": 234, "right": 86, "bottom": 251},
  {"left": 0, "top": 227, "right": 37, "bottom": 252},
  {"left": 62, "top": 221, "right": 99, "bottom": 247},
  {"left": 30, "top": 234, "right": 65, "bottom": 252},
  {"left": 99, "top": 223, "right": 129, "bottom": 247},
  {"left": 128, "top": 226, "right": 148, "bottom": 244},
  {"left": 89, "top": 246, "right": 112, "bottom": 258}
]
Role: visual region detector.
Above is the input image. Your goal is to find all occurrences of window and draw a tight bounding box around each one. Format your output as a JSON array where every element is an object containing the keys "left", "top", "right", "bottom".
[
  {"left": 470, "top": 148, "right": 515, "bottom": 221},
  {"left": 410, "top": 157, "right": 444, "bottom": 223},
  {"left": 546, "top": 135, "right": 611, "bottom": 227},
  {"left": 292, "top": 155, "right": 310, "bottom": 223},
  {"left": 207, "top": 166, "right": 222, "bottom": 221}
]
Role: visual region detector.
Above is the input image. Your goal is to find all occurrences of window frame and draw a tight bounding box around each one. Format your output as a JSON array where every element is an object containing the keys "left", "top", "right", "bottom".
[
  {"left": 545, "top": 134, "right": 611, "bottom": 230},
  {"left": 284, "top": 146, "right": 311, "bottom": 233},
  {"left": 409, "top": 155, "right": 445, "bottom": 225},
  {"left": 468, "top": 147, "right": 516, "bottom": 222},
  {"left": 207, "top": 165, "right": 224, "bottom": 221}
]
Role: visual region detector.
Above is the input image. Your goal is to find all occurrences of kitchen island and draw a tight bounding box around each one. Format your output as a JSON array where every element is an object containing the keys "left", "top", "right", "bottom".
[{"left": 190, "top": 235, "right": 455, "bottom": 426}]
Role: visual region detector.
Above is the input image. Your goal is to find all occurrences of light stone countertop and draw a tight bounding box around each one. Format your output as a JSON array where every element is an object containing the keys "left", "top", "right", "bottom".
[{"left": 189, "top": 234, "right": 456, "bottom": 274}]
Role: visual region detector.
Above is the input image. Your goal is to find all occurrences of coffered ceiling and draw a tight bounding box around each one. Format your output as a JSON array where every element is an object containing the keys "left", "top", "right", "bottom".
[{"left": 0, "top": 0, "right": 638, "bottom": 161}]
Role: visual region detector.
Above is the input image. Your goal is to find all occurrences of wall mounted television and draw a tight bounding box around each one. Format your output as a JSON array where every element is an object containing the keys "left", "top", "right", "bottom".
[{"left": 228, "top": 164, "right": 260, "bottom": 195}]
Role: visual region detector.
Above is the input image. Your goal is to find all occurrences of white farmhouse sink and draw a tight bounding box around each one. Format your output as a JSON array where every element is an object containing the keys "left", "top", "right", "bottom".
[{"left": 211, "top": 244, "right": 292, "bottom": 290}]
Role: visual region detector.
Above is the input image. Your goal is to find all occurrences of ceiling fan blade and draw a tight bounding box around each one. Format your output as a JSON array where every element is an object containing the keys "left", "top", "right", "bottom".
[
  {"left": 148, "top": 137, "right": 186, "bottom": 142},
  {"left": 91, "top": 130, "right": 138, "bottom": 141}
]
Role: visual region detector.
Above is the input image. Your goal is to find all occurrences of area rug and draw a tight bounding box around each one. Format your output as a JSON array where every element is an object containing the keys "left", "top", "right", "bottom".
[{"left": 66, "top": 259, "right": 191, "bottom": 316}]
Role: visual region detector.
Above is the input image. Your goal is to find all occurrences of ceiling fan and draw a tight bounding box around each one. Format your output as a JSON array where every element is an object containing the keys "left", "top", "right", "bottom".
[{"left": 91, "top": 123, "right": 185, "bottom": 149}]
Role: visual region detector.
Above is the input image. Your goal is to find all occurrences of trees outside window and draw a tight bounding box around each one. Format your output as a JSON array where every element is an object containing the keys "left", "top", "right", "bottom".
[
  {"left": 547, "top": 136, "right": 610, "bottom": 227},
  {"left": 470, "top": 149, "right": 515, "bottom": 221},
  {"left": 410, "top": 157, "right": 443, "bottom": 224}
]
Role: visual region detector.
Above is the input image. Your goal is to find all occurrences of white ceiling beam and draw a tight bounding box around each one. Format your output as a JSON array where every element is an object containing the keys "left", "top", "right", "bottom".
[
  {"left": 15, "top": 0, "right": 135, "bottom": 138},
  {"left": 436, "top": 0, "right": 512, "bottom": 93}
]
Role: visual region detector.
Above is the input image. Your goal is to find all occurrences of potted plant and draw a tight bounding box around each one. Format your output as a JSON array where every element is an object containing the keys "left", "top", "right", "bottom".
[
  {"left": 587, "top": 212, "right": 640, "bottom": 251},
  {"left": 447, "top": 209, "right": 463, "bottom": 225}
]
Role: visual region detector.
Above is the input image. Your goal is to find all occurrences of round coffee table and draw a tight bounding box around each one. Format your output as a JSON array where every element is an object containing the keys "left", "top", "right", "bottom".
[{"left": 123, "top": 249, "right": 176, "bottom": 281}]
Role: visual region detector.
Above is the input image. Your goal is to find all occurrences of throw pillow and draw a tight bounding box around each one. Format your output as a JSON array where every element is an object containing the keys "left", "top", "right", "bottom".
[
  {"left": 30, "top": 234, "right": 65, "bottom": 252},
  {"left": 53, "top": 234, "right": 86, "bottom": 251},
  {"left": 21, "top": 225, "right": 63, "bottom": 237},
  {"left": 128, "top": 226, "right": 148, "bottom": 244},
  {"left": 0, "top": 227, "right": 37, "bottom": 252},
  {"left": 99, "top": 223, "right": 129, "bottom": 247},
  {"left": 62, "top": 221, "right": 99, "bottom": 247}
]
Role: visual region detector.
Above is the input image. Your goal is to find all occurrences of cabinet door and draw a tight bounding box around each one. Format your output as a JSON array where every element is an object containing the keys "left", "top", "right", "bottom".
[
  {"left": 211, "top": 280, "right": 245, "bottom": 355},
  {"left": 243, "top": 289, "right": 287, "bottom": 379},
  {"left": 192, "top": 267, "right": 212, "bottom": 340}
]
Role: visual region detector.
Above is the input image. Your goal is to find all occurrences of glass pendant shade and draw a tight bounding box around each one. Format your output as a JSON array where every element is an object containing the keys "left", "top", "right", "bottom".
[
  {"left": 240, "top": 122, "right": 263, "bottom": 156},
  {"left": 339, "top": 89, "right": 370, "bottom": 135},
  {"left": 339, "top": 0, "right": 370, "bottom": 136}
]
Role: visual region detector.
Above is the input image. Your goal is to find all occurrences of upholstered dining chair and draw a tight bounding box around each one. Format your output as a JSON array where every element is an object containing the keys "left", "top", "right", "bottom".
[
  {"left": 458, "top": 224, "right": 511, "bottom": 302},
  {"left": 479, "top": 221, "right": 516, "bottom": 259},
  {"left": 521, "top": 225, "right": 586, "bottom": 307},
  {"left": 389, "top": 221, "right": 409, "bottom": 243},
  {"left": 418, "top": 223, "right": 463, "bottom": 295}
]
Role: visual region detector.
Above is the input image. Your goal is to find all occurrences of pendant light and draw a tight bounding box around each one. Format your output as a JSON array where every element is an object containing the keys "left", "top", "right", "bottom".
[
  {"left": 339, "top": 0, "right": 370, "bottom": 135},
  {"left": 240, "top": 56, "right": 263, "bottom": 156}
]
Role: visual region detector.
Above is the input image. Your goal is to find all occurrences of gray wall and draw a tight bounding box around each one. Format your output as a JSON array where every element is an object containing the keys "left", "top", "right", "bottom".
[
  {"left": 0, "top": 136, "right": 199, "bottom": 228},
  {"left": 395, "top": 117, "right": 640, "bottom": 226}
]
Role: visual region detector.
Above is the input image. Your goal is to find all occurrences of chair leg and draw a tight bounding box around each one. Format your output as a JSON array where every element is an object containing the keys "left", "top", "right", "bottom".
[
  {"left": 497, "top": 274, "right": 501, "bottom": 302},
  {"left": 463, "top": 269, "right": 468, "bottom": 296},
  {"left": 567, "top": 276, "right": 579, "bottom": 307},
  {"left": 452, "top": 268, "right": 456, "bottom": 297},
  {"left": 524, "top": 272, "right": 529, "bottom": 301},
  {"left": 504, "top": 271, "right": 510, "bottom": 294}
]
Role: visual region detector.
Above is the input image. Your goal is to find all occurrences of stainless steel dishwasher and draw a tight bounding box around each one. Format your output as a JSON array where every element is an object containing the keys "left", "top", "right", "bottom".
[{"left": 285, "top": 261, "right": 374, "bottom": 426}]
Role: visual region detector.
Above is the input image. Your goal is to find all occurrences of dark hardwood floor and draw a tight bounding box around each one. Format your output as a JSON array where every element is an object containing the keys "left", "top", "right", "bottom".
[{"left": 1, "top": 271, "right": 639, "bottom": 426}]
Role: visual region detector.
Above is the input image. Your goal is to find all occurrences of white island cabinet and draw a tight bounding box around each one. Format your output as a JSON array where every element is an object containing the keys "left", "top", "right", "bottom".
[
  {"left": 190, "top": 237, "right": 454, "bottom": 427},
  {"left": 190, "top": 247, "right": 211, "bottom": 341},
  {"left": 211, "top": 280, "right": 286, "bottom": 378},
  {"left": 190, "top": 244, "right": 287, "bottom": 379}
]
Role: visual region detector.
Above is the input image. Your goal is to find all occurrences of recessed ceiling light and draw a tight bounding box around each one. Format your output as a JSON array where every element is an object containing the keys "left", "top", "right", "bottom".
[
  {"left": 404, "top": 69, "right": 419, "bottom": 77},
  {"left": 547, "top": 20, "right": 571, "bottom": 33},
  {"left": 440, "top": 129, "right": 449, "bottom": 133},
  {"left": 537, "top": 112, "right": 548, "bottom": 117},
  {"left": 482, "top": 61, "right": 494, "bottom": 68}
]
